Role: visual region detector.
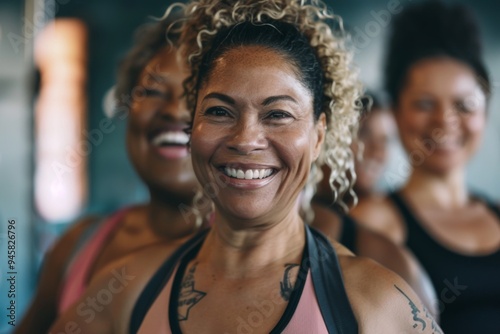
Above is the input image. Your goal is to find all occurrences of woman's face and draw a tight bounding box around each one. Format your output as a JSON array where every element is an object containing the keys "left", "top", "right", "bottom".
[
  {"left": 395, "top": 57, "right": 487, "bottom": 175},
  {"left": 190, "top": 46, "right": 325, "bottom": 223},
  {"left": 353, "top": 109, "right": 395, "bottom": 195},
  {"left": 127, "top": 47, "right": 198, "bottom": 199}
]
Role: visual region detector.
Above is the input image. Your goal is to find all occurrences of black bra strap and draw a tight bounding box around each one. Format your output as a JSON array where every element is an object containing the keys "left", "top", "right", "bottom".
[
  {"left": 129, "top": 230, "right": 209, "bottom": 334},
  {"left": 339, "top": 215, "right": 357, "bottom": 253},
  {"left": 472, "top": 193, "right": 500, "bottom": 221},
  {"left": 487, "top": 202, "right": 500, "bottom": 221},
  {"left": 307, "top": 226, "right": 358, "bottom": 334}
]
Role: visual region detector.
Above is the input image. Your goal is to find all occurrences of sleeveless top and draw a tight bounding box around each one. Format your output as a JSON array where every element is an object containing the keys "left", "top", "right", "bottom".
[
  {"left": 130, "top": 225, "right": 358, "bottom": 334},
  {"left": 389, "top": 192, "right": 500, "bottom": 334},
  {"left": 57, "top": 208, "right": 130, "bottom": 313}
]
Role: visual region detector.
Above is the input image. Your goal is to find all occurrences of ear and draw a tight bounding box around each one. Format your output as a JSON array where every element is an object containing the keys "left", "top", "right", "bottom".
[{"left": 312, "top": 113, "right": 326, "bottom": 161}]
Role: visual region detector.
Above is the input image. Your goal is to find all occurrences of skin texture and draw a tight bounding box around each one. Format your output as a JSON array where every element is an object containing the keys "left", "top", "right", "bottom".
[
  {"left": 352, "top": 57, "right": 500, "bottom": 254},
  {"left": 16, "top": 47, "right": 200, "bottom": 334},
  {"left": 50, "top": 46, "right": 441, "bottom": 334}
]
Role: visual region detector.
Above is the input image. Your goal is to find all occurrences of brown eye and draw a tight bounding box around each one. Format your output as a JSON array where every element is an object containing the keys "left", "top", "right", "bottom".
[
  {"left": 414, "top": 99, "right": 435, "bottom": 111},
  {"left": 267, "top": 111, "right": 291, "bottom": 119},
  {"left": 205, "top": 107, "right": 230, "bottom": 117},
  {"left": 144, "top": 88, "right": 172, "bottom": 100}
]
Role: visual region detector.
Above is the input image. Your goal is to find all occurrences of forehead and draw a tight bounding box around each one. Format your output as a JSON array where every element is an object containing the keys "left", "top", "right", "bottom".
[
  {"left": 405, "top": 57, "right": 483, "bottom": 97},
  {"left": 200, "top": 46, "right": 311, "bottom": 103},
  {"left": 139, "top": 47, "right": 186, "bottom": 83}
]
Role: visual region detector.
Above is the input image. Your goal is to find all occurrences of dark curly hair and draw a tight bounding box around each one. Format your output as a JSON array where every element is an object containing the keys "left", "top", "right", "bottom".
[
  {"left": 114, "top": 17, "right": 181, "bottom": 107},
  {"left": 384, "top": 0, "right": 490, "bottom": 105}
]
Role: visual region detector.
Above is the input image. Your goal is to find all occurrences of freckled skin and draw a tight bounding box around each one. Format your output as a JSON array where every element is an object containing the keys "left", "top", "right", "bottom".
[{"left": 191, "top": 46, "right": 324, "bottom": 226}]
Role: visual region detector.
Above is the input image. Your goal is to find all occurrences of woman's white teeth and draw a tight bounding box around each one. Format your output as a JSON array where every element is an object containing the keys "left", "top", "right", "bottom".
[
  {"left": 152, "top": 131, "right": 189, "bottom": 146},
  {"left": 224, "top": 167, "right": 273, "bottom": 179}
]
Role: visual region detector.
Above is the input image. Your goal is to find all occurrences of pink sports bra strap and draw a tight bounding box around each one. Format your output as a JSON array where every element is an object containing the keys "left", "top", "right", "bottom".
[{"left": 57, "top": 208, "right": 130, "bottom": 314}]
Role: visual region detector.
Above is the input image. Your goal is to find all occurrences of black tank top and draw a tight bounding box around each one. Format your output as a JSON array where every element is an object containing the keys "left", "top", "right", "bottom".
[
  {"left": 389, "top": 192, "right": 500, "bottom": 334},
  {"left": 129, "top": 225, "right": 358, "bottom": 334}
]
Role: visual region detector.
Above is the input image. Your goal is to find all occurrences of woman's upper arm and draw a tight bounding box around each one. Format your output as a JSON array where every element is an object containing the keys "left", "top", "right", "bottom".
[{"left": 14, "top": 216, "right": 99, "bottom": 334}]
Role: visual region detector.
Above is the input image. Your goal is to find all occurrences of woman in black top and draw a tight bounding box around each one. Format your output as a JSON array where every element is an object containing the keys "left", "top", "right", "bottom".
[
  {"left": 311, "top": 92, "right": 437, "bottom": 316},
  {"left": 352, "top": 1, "right": 500, "bottom": 332}
]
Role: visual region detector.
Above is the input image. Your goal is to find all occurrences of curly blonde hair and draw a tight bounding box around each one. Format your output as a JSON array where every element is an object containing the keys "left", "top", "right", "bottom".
[{"left": 164, "top": 0, "right": 362, "bottom": 218}]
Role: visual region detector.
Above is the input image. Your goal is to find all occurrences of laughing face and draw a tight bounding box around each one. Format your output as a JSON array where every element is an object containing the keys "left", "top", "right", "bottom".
[
  {"left": 190, "top": 46, "right": 325, "bottom": 223},
  {"left": 396, "top": 57, "right": 487, "bottom": 175},
  {"left": 127, "top": 47, "right": 198, "bottom": 199}
]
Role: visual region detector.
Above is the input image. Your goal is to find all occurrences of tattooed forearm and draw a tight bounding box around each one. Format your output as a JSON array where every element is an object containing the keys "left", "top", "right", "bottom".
[
  {"left": 178, "top": 263, "right": 206, "bottom": 321},
  {"left": 394, "top": 285, "right": 427, "bottom": 330},
  {"left": 280, "top": 263, "right": 299, "bottom": 301}
]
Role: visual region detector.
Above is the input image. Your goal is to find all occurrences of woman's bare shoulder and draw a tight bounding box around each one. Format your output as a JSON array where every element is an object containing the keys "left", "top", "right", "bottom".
[
  {"left": 338, "top": 254, "right": 442, "bottom": 334},
  {"left": 50, "top": 241, "right": 182, "bottom": 334}
]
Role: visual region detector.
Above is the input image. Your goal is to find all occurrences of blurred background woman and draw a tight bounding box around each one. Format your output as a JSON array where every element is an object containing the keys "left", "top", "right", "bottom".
[
  {"left": 16, "top": 18, "right": 203, "bottom": 334},
  {"left": 311, "top": 91, "right": 437, "bottom": 315},
  {"left": 352, "top": 1, "right": 500, "bottom": 332}
]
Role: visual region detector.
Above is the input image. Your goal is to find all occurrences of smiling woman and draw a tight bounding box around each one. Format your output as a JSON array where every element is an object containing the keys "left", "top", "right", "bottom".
[
  {"left": 18, "top": 18, "right": 204, "bottom": 334},
  {"left": 49, "top": 1, "right": 442, "bottom": 333},
  {"left": 351, "top": 1, "right": 500, "bottom": 333},
  {"left": 191, "top": 44, "right": 323, "bottom": 223}
]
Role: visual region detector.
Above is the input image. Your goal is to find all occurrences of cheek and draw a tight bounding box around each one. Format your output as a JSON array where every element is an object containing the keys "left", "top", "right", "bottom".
[
  {"left": 274, "top": 127, "right": 315, "bottom": 168},
  {"left": 127, "top": 104, "right": 150, "bottom": 133},
  {"left": 190, "top": 124, "right": 220, "bottom": 174},
  {"left": 464, "top": 112, "right": 486, "bottom": 135}
]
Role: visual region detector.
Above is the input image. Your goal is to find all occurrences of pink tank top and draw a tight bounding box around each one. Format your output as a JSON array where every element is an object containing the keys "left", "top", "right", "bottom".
[
  {"left": 57, "top": 208, "right": 129, "bottom": 313},
  {"left": 137, "top": 269, "right": 328, "bottom": 333}
]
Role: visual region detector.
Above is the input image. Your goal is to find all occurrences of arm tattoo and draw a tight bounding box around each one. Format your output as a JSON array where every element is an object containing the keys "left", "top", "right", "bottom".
[
  {"left": 178, "top": 263, "right": 206, "bottom": 321},
  {"left": 394, "top": 285, "right": 427, "bottom": 331},
  {"left": 280, "top": 263, "right": 299, "bottom": 301},
  {"left": 423, "top": 307, "right": 444, "bottom": 334}
]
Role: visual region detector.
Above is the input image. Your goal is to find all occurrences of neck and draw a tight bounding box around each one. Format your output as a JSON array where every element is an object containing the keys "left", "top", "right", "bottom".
[
  {"left": 145, "top": 190, "right": 198, "bottom": 240},
  {"left": 404, "top": 167, "right": 469, "bottom": 209},
  {"left": 353, "top": 185, "right": 374, "bottom": 202},
  {"left": 197, "top": 210, "right": 305, "bottom": 279}
]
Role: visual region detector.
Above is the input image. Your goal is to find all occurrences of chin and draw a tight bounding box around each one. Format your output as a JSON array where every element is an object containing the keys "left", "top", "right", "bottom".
[
  {"left": 217, "top": 200, "right": 272, "bottom": 223},
  {"left": 421, "top": 158, "right": 465, "bottom": 175}
]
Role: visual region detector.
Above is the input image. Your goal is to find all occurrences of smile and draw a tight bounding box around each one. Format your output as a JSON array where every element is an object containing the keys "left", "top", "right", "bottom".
[
  {"left": 223, "top": 167, "right": 274, "bottom": 180},
  {"left": 151, "top": 131, "right": 190, "bottom": 147}
]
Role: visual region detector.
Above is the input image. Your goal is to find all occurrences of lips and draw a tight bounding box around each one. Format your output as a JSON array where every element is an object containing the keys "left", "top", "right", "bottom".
[{"left": 149, "top": 130, "right": 190, "bottom": 159}]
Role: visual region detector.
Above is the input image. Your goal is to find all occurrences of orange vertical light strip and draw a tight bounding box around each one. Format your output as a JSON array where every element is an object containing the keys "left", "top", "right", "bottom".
[{"left": 34, "top": 19, "right": 88, "bottom": 222}]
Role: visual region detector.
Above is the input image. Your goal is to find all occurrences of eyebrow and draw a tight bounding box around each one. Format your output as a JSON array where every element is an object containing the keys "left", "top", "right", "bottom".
[
  {"left": 262, "top": 95, "right": 298, "bottom": 106},
  {"left": 202, "top": 93, "right": 298, "bottom": 106},
  {"left": 145, "top": 73, "right": 174, "bottom": 85},
  {"left": 202, "top": 92, "right": 236, "bottom": 105}
]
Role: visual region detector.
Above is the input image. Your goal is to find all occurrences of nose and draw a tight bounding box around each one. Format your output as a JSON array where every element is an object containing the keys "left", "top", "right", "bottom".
[
  {"left": 433, "top": 103, "right": 459, "bottom": 130},
  {"left": 367, "top": 139, "right": 387, "bottom": 161},
  {"left": 226, "top": 117, "right": 268, "bottom": 154},
  {"left": 157, "top": 93, "right": 191, "bottom": 123}
]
